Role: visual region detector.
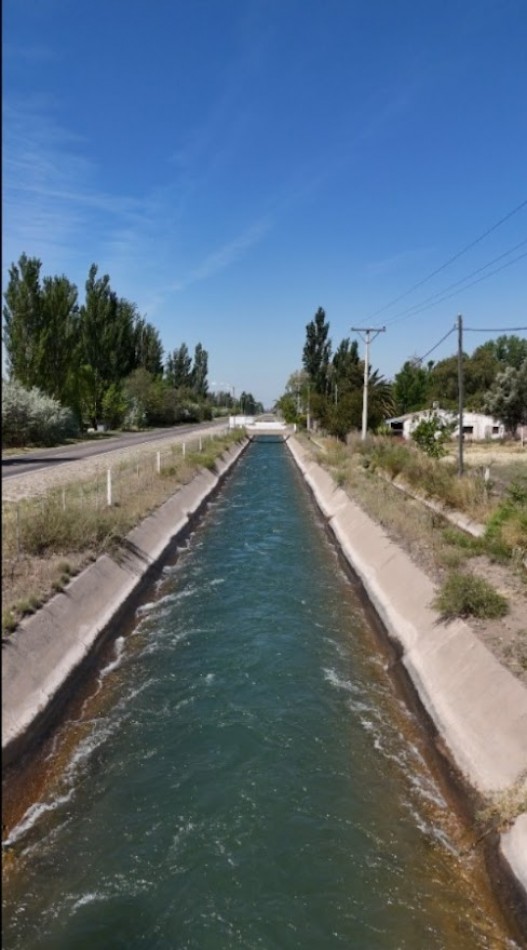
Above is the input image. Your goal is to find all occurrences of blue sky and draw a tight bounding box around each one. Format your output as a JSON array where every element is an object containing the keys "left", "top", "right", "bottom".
[{"left": 3, "top": 0, "right": 527, "bottom": 407}]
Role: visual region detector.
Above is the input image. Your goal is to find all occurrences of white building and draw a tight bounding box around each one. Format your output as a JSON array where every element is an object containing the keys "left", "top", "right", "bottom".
[{"left": 385, "top": 408, "right": 505, "bottom": 441}]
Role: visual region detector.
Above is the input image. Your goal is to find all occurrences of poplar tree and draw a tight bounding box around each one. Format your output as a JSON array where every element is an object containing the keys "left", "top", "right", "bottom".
[
  {"left": 134, "top": 318, "right": 164, "bottom": 376},
  {"left": 166, "top": 343, "right": 192, "bottom": 389},
  {"left": 3, "top": 254, "right": 45, "bottom": 388},
  {"left": 79, "top": 264, "right": 118, "bottom": 426},
  {"left": 302, "top": 307, "right": 331, "bottom": 395},
  {"left": 191, "top": 343, "right": 209, "bottom": 397},
  {"left": 40, "top": 274, "right": 81, "bottom": 409}
]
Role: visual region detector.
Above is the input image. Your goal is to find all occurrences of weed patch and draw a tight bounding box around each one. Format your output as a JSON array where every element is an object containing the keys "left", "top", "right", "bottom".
[{"left": 434, "top": 572, "right": 509, "bottom": 620}]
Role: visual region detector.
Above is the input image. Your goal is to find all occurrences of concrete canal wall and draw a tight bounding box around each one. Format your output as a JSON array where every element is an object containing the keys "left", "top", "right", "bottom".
[
  {"left": 285, "top": 435, "right": 527, "bottom": 904},
  {"left": 1, "top": 440, "right": 249, "bottom": 770}
]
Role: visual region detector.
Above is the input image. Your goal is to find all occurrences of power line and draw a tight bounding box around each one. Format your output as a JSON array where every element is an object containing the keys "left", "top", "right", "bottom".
[
  {"left": 414, "top": 321, "right": 526, "bottom": 368},
  {"left": 385, "top": 249, "right": 527, "bottom": 324},
  {"left": 385, "top": 237, "right": 527, "bottom": 327},
  {"left": 465, "top": 325, "right": 527, "bottom": 332},
  {"left": 415, "top": 326, "right": 456, "bottom": 364},
  {"left": 367, "top": 198, "right": 527, "bottom": 320}
]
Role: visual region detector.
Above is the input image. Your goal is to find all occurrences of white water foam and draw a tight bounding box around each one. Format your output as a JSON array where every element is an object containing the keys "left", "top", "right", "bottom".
[
  {"left": 323, "top": 666, "right": 361, "bottom": 696},
  {"left": 3, "top": 788, "right": 75, "bottom": 848},
  {"left": 97, "top": 636, "right": 126, "bottom": 685}
]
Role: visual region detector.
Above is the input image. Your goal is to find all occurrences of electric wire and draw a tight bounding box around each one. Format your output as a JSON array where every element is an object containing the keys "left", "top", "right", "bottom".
[
  {"left": 465, "top": 326, "right": 527, "bottom": 332},
  {"left": 383, "top": 249, "right": 527, "bottom": 324},
  {"left": 384, "top": 237, "right": 527, "bottom": 327},
  {"left": 412, "top": 322, "right": 526, "bottom": 369},
  {"left": 366, "top": 198, "right": 527, "bottom": 320},
  {"left": 415, "top": 326, "right": 456, "bottom": 365}
]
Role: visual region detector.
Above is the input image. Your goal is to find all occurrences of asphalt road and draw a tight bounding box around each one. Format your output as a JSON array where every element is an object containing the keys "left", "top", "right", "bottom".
[{"left": 1, "top": 420, "right": 227, "bottom": 479}]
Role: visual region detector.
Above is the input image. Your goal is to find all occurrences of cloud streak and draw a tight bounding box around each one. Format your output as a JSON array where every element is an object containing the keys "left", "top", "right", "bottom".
[{"left": 169, "top": 217, "right": 272, "bottom": 292}]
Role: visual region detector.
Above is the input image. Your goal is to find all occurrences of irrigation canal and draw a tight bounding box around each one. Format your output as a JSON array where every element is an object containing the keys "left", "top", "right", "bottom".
[{"left": 2, "top": 440, "right": 518, "bottom": 948}]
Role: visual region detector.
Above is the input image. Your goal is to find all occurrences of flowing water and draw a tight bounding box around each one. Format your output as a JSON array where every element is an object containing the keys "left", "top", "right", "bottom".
[{"left": 2, "top": 442, "right": 519, "bottom": 948}]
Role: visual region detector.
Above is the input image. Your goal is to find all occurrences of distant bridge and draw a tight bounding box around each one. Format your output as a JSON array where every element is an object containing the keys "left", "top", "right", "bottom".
[
  {"left": 245, "top": 421, "right": 293, "bottom": 442},
  {"left": 228, "top": 415, "right": 294, "bottom": 442}
]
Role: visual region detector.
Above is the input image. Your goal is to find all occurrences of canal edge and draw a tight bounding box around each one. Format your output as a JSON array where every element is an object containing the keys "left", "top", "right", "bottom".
[
  {"left": 1, "top": 438, "right": 250, "bottom": 773},
  {"left": 285, "top": 434, "right": 527, "bottom": 933}
]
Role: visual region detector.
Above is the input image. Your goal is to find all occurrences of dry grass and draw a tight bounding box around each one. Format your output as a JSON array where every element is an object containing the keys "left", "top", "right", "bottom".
[
  {"left": 300, "top": 432, "right": 527, "bottom": 685},
  {"left": 2, "top": 431, "right": 243, "bottom": 635}
]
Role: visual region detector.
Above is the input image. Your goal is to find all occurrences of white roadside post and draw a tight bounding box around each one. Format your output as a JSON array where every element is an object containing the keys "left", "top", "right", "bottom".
[{"left": 107, "top": 468, "right": 112, "bottom": 507}]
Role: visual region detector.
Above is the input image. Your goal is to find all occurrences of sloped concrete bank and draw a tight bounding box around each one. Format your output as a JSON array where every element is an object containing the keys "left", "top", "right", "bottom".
[
  {"left": 2, "top": 439, "right": 249, "bottom": 771},
  {"left": 286, "top": 436, "right": 527, "bottom": 925}
]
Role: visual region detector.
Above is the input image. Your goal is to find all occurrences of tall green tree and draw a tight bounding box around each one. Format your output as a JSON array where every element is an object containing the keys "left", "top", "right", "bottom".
[
  {"left": 331, "top": 338, "right": 362, "bottom": 399},
  {"left": 134, "top": 318, "right": 164, "bottom": 376},
  {"left": 166, "top": 343, "right": 192, "bottom": 389},
  {"left": 427, "top": 355, "right": 461, "bottom": 409},
  {"left": 40, "top": 274, "right": 81, "bottom": 409},
  {"left": 490, "top": 334, "right": 527, "bottom": 370},
  {"left": 191, "top": 342, "right": 209, "bottom": 397},
  {"left": 79, "top": 264, "right": 119, "bottom": 426},
  {"left": 109, "top": 298, "right": 139, "bottom": 382},
  {"left": 302, "top": 307, "right": 331, "bottom": 395},
  {"left": 393, "top": 359, "right": 430, "bottom": 414},
  {"left": 3, "top": 254, "right": 45, "bottom": 388}
]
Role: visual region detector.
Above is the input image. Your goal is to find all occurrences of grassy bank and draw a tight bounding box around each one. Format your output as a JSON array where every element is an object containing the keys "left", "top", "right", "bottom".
[
  {"left": 302, "top": 433, "right": 527, "bottom": 678},
  {"left": 2, "top": 430, "right": 244, "bottom": 635}
]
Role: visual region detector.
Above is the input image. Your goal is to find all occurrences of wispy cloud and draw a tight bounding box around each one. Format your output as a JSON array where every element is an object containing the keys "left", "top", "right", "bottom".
[
  {"left": 169, "top": 216, "right": 272, "bottom": 292},
  {"left": 3, "top": 100, "right": 132, "bottom": 266},
  {"left": 366, "top": 247, "right": 434, "bottom": 277}
]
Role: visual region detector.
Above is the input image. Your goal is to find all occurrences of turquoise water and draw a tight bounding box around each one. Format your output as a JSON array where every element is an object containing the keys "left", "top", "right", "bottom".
[{"left": 2, "top": 443, "right": 516, "bottom": 948}]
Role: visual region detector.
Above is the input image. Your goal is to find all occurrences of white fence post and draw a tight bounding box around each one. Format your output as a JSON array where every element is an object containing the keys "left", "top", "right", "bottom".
[
  {"left": 199, "top": 437, "right": 202, "bottom": 452},
  {"left": 156, "top": 451, "right": 161, "bottom": 474},
  {"left": 107, "top": 468, "right": 112, "bottom": 507},
  {"left": 182, "top": 442, "right": 186, "bottom": 458}
]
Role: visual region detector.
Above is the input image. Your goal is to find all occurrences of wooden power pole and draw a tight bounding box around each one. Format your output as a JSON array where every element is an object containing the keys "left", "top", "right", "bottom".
[{"left": 457, "top": 313, "right": 464, "bottom": 477}]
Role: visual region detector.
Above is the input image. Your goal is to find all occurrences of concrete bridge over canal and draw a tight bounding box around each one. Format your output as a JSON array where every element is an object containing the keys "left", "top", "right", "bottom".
[
  {"left": 229, "top": 415, "right": 294, "bottom": 442},
  {"left": 245, "top": 421, "right": 293, "bottom": 442}
]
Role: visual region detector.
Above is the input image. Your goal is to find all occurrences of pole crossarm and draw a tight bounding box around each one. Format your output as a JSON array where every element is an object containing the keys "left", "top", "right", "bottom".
[{"left": 350, "top": 326, "right": 386, "bottom": 440}]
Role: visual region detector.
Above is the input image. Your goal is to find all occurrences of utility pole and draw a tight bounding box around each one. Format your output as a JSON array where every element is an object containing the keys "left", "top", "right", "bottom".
[
  {"left": 457, "top": 313, "right": 464, "bottom": 477},
  {"left": 351, "top": 326, "right": 386, "bottom": 440}
]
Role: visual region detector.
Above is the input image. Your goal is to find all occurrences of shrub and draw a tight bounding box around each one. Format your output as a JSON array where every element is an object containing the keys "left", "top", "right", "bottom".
[
  {"left": 2, "top": 380, "right": 78, "bottom": 447},
  {"left": 433, "top": 571, "right": 509, "bottom": 619},
  {"left": 484, "top": 476, "right": 527, "bottom": 561},
  {"left": 412, "top": 415, "right": 456, "bottom": 459},
  {"left": 370, "top": 441, "right": 410, "bottom": 479}
]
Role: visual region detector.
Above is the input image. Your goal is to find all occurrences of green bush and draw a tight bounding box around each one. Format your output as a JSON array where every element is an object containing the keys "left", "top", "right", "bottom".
[
  {"left": 411, "top": 415, "right": 456, "bottom": 459},
  {"left": 484, "top": 476, "right": 527, "bottom": 561},
  {"left": 434, "top": 572, "right": 509, "bottom": 619},
  {"left": 2, "top": 380, "right": 78, "bottom": 447}
]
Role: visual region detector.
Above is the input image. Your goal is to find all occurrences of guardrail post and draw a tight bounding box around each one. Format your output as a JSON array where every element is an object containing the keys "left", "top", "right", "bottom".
[
  {"left": 156, "top": 451, "right": 161, "bottom": 474},
  {"left": 107, "top": 468, "right": 112, "bottom": 507}
]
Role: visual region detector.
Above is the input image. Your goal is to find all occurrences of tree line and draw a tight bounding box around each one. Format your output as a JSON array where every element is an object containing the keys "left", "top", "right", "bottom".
[
  {"left": 3, "top": 254, "right": 263, "bottom": 440},
  {"left": 276, "top": 307, "right": 527, "bottom": 438}
]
